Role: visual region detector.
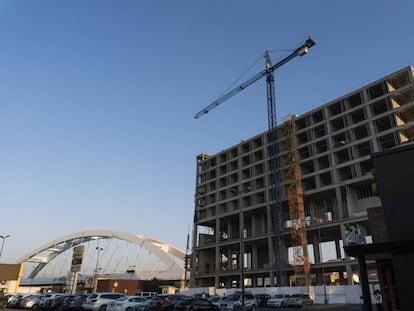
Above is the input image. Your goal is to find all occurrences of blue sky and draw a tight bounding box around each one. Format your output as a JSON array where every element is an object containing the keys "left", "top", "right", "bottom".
[{"left": 1, "top": 0, "right": 413, "bottom": 262}]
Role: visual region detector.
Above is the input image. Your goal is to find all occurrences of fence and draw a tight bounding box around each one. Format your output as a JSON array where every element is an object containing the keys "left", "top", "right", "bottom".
[{"left": 180, "top": 284, "right": 382, "bottom": 305}]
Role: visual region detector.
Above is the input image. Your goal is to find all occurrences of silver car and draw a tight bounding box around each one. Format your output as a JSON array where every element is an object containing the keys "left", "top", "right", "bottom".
[
  {"left": 107, "top": 296, "right": 148, "bottom": 311},
  {"left": 285, "top": 294, "right": 313, "bottom": 308},
  {"left": 19, "top": 294, "right": 44, "bottom": 310},
  {"left": 266, "top": 294, "right": 290, "bottom": 308}
]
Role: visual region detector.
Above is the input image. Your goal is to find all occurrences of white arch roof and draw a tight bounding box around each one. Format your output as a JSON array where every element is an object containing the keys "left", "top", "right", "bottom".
[{"left": 18, "top": 230, "right": 186, "bottom": 278}]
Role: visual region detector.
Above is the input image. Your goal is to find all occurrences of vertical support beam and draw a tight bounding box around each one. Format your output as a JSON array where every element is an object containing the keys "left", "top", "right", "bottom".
[{"left": 358, "top": 255, "right": 373, "bottom": 311}]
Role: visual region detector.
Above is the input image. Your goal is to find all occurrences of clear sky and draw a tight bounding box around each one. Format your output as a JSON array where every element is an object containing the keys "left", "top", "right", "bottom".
[{"left": 1, "top": 0, "right": 413, "bottom": 263}]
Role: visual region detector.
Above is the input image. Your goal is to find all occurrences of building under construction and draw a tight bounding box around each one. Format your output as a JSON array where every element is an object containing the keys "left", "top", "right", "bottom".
[{"left": 190, "top": 66, "right": 414, "bottom": 288}]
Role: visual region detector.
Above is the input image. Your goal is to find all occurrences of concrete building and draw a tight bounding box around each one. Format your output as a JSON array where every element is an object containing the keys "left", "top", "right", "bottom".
[{"left": 191, "top": 66, "right": 414, "bottom": 289}]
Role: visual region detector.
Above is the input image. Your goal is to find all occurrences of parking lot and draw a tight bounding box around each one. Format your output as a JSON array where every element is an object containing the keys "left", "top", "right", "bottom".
[
  {"left": 2, "top": 306, "right": 365, "bottom": 311},
  {"left": 265, "top": 306, "right": 362, "bottom": 311}
]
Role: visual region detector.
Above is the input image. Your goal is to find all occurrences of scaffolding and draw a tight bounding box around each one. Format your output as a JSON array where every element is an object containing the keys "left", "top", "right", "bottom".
[{"left": 281, "top": 116, "right": 311, "bottom": 286}]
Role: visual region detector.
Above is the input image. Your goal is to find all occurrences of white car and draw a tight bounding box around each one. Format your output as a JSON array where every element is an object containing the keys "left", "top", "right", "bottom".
[
  {"left": 266, "top": 294, "right": 290, "bottom": 308},
  {"left": 107, "top": 296, "right": 148, "bottom": 311},
  {"left": 208, "top": 296, "right": 224, "bottom": 307},
  {"left": 82, "top": 293, "right": 126, "bottom": 311}
]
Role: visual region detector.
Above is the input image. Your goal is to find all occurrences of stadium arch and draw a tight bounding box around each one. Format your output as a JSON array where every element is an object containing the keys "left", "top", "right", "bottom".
[{"left": 17, "top": 230, "right": 186, "bottom": 279}]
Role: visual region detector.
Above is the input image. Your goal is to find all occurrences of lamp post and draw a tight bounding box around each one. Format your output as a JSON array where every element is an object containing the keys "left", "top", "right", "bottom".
[
  {"left": 94, "top": 247, "right": 103, "bottom": 292},
  {"left": 0, "top": 235, "right": 10, "bottom": 261},
  {"left": 313, "top": 218, "right": 328, "bottom": 304}
]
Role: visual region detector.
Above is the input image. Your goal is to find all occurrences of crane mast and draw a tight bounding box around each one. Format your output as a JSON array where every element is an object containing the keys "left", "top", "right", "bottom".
[{"left": 195, "top": 37, "right": 316, "bottom": 287}]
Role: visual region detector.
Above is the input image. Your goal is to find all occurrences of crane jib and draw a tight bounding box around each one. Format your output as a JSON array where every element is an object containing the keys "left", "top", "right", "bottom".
[{"left": 194, "top": 37, "right": 316, "bottom": 119}]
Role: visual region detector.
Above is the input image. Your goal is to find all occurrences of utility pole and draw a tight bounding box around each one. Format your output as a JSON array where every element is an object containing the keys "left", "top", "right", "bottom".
[{"left": 94, "top": 247, "right": 103, "bottom": 292}]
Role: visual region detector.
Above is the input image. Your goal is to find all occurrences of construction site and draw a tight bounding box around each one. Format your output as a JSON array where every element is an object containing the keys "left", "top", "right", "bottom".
[{"left": 190, "top": 63, "right": 414, "bottom": 290}]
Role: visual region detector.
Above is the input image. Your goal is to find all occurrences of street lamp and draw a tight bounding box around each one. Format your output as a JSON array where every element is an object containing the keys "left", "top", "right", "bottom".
[
  {"left": 94, "top": 247, "right": 103, "bottom": 292},
  {"left": 313, "top": 218, "right": 328, "bottom": 304},
  {"left": 0, "top": 235, "right": 11, "bottom": 261}
]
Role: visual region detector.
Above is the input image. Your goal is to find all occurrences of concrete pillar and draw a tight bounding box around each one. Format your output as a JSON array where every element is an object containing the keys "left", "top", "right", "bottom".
[
  {"left": 336, "top": 187, "right": 344, "bottom": 219},
  {"left": 252, "top": 243, "right": 258, "bottom": 269}
]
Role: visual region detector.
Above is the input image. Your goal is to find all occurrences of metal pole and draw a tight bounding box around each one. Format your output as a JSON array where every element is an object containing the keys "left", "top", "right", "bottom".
[
  {"left": 94, "top": 247, "right": 103, "bottom": 292},
  {"left": 0, "top": 235, "right": 11, "bottom": 261}
]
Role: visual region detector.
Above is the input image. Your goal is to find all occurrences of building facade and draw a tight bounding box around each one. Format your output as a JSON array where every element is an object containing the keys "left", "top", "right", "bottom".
[{"left": 191, "top": 66, "right": 414, "bottom": 289}]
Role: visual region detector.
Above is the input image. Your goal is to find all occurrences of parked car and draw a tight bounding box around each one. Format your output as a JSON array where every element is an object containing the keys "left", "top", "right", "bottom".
[
  {"left": 265, "top": 294, "right": 290, "bottom": 308},
  {"left": 146, "top": 295, "right": 189, "bottom": 311},
  {"left": 285, "top": 294, "right": 313, "bottom": 308},
  {"left": 82, "top": 293, "right": 126, "bottom": 311},
  {"left": 174, "top": 298, "right": 218, "bottom": 311},
  {"left": 64, "top": 294, "right": 88, "bottom": 311},
  {"left": 40, "top": 294, "right": 65, "bottom": 310},
  {"left": 47, "top": 295, "right": 71, "bottom": 311},
  {"left": 7, "top": 294, "right": 24, "bottom": 308},
  {"left": 20, "top": 294, "right": 45, "bottom": 309},
  {"left": 132, "top": 300, "right": 150, "bottom": 311},
  {"left": 255, "top": 294, "right": 270, "bottom": 308},
  {"left": 207, "top": 296, "right": 224, "bottom": 307},
  {"left": 107, "top": 296, "right": 149, "bottom": 311},
  {"left": 219, "top": 293, "right": 256, "bottom": 311}
]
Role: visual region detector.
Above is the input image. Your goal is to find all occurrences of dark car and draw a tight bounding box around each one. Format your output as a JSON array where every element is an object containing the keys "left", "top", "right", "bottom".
[
  {"left": 47, "top": 295, "right": 71, "bottom": 311},
  {"left": 65, "top": 294, "right": 88, "bottom": 311},
  {"left": 174, "top": 298, "right": 218, "bottom": 311},
  {"left": 255, "top": 294, "right": 270, "bottom": 308},
  {"left": 7, "top": 295, "right": 24, "bottom": 309},
  {"left": 147, "top": 296, "right": 189, "bottom": 311}
]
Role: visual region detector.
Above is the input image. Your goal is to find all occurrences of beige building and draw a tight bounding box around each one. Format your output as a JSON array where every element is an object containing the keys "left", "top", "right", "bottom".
[{"left": 191, "top": 66, "right": 414, "bottom": 289}]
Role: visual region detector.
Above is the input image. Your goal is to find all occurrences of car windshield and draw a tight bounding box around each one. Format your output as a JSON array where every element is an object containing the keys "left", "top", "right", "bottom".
[
  {"left": 272, "top": 295, "right": 283, "bottom": 299},
  {"left": 223, "top": 295, "right": 240, "bottom": 301}
]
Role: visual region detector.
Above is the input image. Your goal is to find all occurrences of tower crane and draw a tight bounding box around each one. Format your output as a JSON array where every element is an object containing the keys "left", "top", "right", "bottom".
[{"left": 194, "top": 37, "right": 316, "bottom": 287}]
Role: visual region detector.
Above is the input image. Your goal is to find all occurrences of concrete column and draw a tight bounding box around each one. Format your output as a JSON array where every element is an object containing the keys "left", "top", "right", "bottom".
[
  {"left": 313, "top": 231, "right": 321, "bottom": 263},
  {"left": 335, "top": 239, "right": 342, "bottom": 259},
  {"left": 340, "top": 224, "right": 354, "bottom": 285},
  {"left": 363, "top": 98, "right": 380, "bottom": 153},
  {"left": 268, "top": 237, "right": 276, "bottom": 286},
  {"left": 252, "top": 243, "right": 258, "bottom": 269},
  {"left": 335, "top": 187, "right": 344, "bottom": 219}
]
